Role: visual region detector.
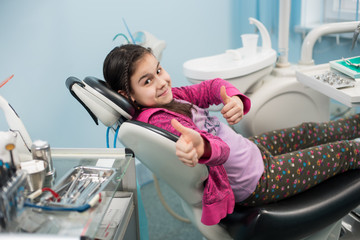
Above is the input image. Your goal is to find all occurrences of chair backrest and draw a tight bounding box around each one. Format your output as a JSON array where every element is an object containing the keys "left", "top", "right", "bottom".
[
  {"left": 65, "top": 76, "right": 209, "bottom": 206},
  {"left": 119, "top": 121, "right": 208, "bottom": 205}
]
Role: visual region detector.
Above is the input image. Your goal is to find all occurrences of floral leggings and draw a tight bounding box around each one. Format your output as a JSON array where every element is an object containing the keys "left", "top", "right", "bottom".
[{"left": 239, "top": 114, "right": 360, "bottom": 206}]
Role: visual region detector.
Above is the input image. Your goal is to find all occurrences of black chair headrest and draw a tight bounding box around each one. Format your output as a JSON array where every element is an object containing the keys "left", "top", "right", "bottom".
[
  {"left": 83, "top": 76, "right": 135, "bottom": 117},
  {"left": 66, "top": 76, "right": 135, "bottom": 126}
]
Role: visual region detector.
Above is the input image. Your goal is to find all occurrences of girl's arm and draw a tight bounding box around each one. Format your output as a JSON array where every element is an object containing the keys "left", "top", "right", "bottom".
[
  {"left": 148, "top": 111, "right": 230, "bottom": 167},
  {"left": 172, "top": 78, "right": 251, "bottom": 115}
]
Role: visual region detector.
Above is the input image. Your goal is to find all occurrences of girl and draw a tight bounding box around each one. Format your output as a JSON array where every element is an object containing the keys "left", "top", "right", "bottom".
[{"left": 103, "top": 44, "right": 360, "bottom": 226}]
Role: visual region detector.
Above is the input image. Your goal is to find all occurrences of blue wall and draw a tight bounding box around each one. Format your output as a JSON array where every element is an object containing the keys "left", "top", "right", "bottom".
[
  {"left": 0, "top": 0, "right": 232, "bottom": 148},
  {"left": 231, "top": 0, "right": 357, "bottom": 64},
  {"left": 0, "top": 0, "right": 357, "bottom": 149}
]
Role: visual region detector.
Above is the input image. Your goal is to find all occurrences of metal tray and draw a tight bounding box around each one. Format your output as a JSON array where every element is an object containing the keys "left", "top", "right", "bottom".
[{"left": 40, "top": 165, "right": 116, "bottom": 207}]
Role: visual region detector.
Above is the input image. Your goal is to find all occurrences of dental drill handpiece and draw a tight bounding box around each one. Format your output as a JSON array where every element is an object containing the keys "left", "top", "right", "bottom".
[
  {"left": 0, "top": 95, "right": 32, "bottom": 162},
  {"left": 352, "top": 23, "right": 360, "bottom": 50}
]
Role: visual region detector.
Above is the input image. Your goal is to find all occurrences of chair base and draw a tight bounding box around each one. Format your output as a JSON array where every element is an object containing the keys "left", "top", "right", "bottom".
[{"left": 340, "top": 210, "right": 360, "bottom": 240}]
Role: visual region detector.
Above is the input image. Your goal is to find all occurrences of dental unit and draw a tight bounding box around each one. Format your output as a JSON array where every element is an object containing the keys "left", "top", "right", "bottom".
[
  {"left": 183, "top": 2, "right": 360, "bottom": 138},
  {"left": 60, "top": 1, "right": 360, "bottom": 238},
  {"left": 180, "top": 0, "right": 360, "bottom": 238},
  {"left": 63, "top": 16, "right": 360, "bottom": 238},
  {"left": 183, "top": 19, "right": 329, "bottom": 137},
  {"left": 66, "top": 73, "right": 360, "bottom": 240}
]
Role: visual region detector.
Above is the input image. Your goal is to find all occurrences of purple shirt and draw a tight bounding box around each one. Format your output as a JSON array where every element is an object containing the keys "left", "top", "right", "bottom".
[{"left": 190, "top": 104, "right": 263, "bottom": 202}]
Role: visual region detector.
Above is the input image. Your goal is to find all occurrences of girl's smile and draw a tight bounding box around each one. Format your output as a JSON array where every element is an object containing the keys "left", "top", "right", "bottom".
[
  {"left": 129, "top": 53, "right": 173, "bottom": 107},
  {"left": 158, "top": 88, "right": 169, "bottom": 97}
]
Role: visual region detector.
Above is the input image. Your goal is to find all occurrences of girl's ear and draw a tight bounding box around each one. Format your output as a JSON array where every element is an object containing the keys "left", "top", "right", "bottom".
[
  {"left": 117, "top": 90, "right": 127, "bottom": 98},
  {"left": 118, "top": 90, "right": 136, "bottom": 102}
]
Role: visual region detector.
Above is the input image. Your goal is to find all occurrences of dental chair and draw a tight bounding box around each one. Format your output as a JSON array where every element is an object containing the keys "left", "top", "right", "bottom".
[{"left": 66, "top": 76, "right": 360, "bottom": 240}]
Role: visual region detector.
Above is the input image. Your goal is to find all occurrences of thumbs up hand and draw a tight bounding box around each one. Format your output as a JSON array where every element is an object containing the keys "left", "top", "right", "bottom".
[
  {"left": 220, "top": 86, "right": 244, "bottom": 125},
  {"left": 171, "top": 119, "right": 206, "bottom": 167}
]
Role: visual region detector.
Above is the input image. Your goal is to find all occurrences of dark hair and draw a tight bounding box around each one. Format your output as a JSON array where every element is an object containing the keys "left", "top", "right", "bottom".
[{"left": 103, "top": 44, "right": 193, "bottom": 118}]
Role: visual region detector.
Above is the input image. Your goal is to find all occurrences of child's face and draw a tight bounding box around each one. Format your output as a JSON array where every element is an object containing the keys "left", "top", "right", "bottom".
[{"left": 129, "top": 53, "right": 173, "bottom": 107}]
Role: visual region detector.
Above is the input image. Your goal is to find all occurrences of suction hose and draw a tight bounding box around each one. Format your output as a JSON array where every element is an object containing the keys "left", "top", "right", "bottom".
[{"left": 153, "top": 174, "right": 191, "bottom": 223}]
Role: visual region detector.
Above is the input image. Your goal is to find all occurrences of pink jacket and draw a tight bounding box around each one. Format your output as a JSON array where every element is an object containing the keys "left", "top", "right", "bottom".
[{"left": 135, "top": 78, "right": 251, "bottom": 225}]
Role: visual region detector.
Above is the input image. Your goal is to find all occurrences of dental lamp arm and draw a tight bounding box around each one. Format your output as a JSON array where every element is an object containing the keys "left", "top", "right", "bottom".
[
  {"left": 0, "top": 95, "right": 32, "bottom": 161},
  {"left": 299, "top": 21, "right": 360, "bottom": 65}
]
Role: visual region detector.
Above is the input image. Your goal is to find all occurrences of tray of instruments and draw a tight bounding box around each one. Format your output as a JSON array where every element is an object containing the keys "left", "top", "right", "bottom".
[{"left": 38, "top": 166, "right": 116, "bottom": 208}]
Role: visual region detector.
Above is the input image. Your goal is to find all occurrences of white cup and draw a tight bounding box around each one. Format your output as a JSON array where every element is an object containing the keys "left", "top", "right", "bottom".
[
  {"left": 241, "top": 34, "right": 259, "bottom": 59},
  {"left": 21, "top": 160, "right": 47, "bottom": 192}
]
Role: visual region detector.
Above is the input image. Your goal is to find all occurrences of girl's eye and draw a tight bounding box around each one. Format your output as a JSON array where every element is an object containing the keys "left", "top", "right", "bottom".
[
  {"left": 157, "top": 68, "right": 161, "bottom": 74},
  {"left": 144, "top": 79, "right": 151, "bottom": 85}
]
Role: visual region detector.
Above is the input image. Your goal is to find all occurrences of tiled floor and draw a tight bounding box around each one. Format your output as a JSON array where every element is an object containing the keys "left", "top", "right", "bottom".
[{"left": 140, "top": 178, "right": 203, "bottom": 240}]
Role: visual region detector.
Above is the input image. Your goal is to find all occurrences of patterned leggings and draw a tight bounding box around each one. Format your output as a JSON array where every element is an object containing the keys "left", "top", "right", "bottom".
[{"left": 239, "top": 114, "right": 360, "bottom": 206}]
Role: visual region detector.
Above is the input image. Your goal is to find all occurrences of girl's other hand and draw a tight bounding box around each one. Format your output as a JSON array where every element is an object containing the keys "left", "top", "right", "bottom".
[
  {"left": 220, "top": 86, "right": 244, "bottom": 125},
  {"left": 171, "top": 119, "right": 205, "bottom": 167}
]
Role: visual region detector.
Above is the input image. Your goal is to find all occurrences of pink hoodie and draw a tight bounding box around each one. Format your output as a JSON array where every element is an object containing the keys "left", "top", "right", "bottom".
[{"left": 135, "top": 78, "right": 259, "bottom": 225}]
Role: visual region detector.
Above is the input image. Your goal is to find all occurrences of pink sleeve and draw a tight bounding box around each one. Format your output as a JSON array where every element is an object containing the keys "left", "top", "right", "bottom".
[
  {"left": 148, "top": 111, "right": 230, "bottom": 166},
  {"left": 172, "top": 78, "right": 251, "bottom": 115}
]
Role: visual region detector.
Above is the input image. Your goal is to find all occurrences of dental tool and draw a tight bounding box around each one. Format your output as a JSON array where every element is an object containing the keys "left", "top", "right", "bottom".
[
  {"left": 5, "top": 144, "right": 17, "bottom": 174},
  {"left": 62, "top": 169, "right": 83, "bottom": 203},
  {"left": 78, "top": 178, "right": 91, "bottom": 193},
  {"left": 69, "top": 179, "right": 91, "bottom": 204},
  {"left": 352, "top": 23, "right": 360, "bottom": 50},
  {"left": 343, "top": 57, "right": 360, "bottom": 68},
  {"left": 122, "top": 18, "right": 136, "bottom": 44},
  {"left": 0, "top": 75, "right": 13, "bottom": 89},
  {"left": 0, "top": 95, "right": 32, "bottom": 162},
  {"left": 83, "top": 181, "right": 102, "bottom": 204}
]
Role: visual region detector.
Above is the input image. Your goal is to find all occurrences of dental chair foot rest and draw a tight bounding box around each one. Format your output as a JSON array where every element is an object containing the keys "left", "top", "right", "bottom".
[{"left": 220, "top": 170, "right": 360, "bottom": 240}]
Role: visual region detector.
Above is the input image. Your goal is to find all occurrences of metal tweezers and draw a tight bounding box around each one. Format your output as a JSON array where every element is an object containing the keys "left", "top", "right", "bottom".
[{"left": 342, "top": 58, "right": 360, "bottom": 68}]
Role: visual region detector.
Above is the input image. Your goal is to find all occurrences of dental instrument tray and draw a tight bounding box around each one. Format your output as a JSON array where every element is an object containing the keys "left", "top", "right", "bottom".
[
  {"left": 31, "top": 166, "right": 116, "bottom": 210},
  {"left": 329, "top": 56, "right": 360, "bottom": 79},
  {"left": 312, "top": 70, "right": 356, "bottom": 89}
]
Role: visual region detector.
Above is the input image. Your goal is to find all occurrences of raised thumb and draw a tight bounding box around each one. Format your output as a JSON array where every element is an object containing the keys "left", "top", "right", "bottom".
[
  {"left": 171, "top": 119, "right": 191, "bottom": 142},
  {"left": 171, "top": 118, "right": 187, "bottom": 134},
  {"left": 220, "top": 86, "right": 231, "bottom": 104}
]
